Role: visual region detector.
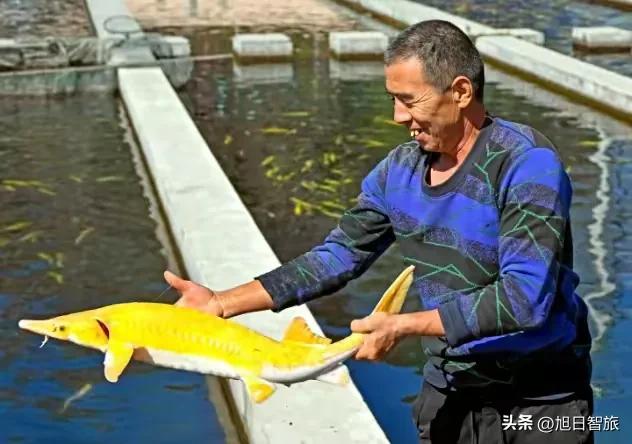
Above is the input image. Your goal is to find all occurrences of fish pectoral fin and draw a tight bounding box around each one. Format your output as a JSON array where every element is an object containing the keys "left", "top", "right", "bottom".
[
  {"left": 316, "top": 366, "right": 350, "bottom": 386},
  {"left": 282, "top": 317, "right": 332, "bottom": 345},
  {"left": 241, "top": 375, "right": 275, "bottom": 403},
  {"left": 103, "top": 340, "right": 134, "bottom": 383}
]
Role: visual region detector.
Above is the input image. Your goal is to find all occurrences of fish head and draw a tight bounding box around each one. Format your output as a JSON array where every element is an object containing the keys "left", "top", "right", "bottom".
[{"left": 19, "top": 312, "right": 110, "bottom": 350}]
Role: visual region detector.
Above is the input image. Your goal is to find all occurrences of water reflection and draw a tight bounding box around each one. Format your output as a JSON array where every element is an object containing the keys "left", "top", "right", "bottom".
[
  {"left": 584, "top": 130, "right": 617, "bottom": 348},
  {"left": 328, "top": 59, "right": 384, "bottom": 81},
  {"left": 0, "top": 95, "right": 228, "bottom": 443},
  {"left": 178, "top": 33, "right": 632, "bottom": 441},
  {"left": 233, "top": 62, "right": 294, "bottom": 85}
]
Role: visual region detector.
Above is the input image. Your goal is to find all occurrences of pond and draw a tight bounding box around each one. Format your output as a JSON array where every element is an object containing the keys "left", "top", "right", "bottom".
[
  {"left": 177, "top": 31, "right": 632, "bottom": 443},
  {"left": 416, "top": 0, "right": 632, "bottom": 77},
  {"left": 0, "top": 94, "right": 231, "bottom": 443}
]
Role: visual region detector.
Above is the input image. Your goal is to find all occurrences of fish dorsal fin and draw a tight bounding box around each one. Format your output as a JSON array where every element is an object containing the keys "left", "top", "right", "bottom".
[{"left": 282, "top": 317, "right": 332, "bottom": 345}]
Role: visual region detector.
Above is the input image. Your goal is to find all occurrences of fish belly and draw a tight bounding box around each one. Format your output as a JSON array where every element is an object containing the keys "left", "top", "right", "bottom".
[
  {"left": 138, "top": 347, "right": 240, "bottom": 379},
  {"left": 261, "top": 349, "right": 356, "bottom": 384}
]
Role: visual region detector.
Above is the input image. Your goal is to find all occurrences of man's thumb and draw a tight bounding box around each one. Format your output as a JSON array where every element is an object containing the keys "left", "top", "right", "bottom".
[
  {"left": 350, "top": 317, "right": 371, "bottom": 333},
  {"left": 164, "top": 270, "right": 188, "bottom": 290}
]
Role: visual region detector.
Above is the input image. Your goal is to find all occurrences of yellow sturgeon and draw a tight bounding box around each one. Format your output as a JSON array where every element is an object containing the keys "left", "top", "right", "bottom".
[{"left": 18, "top": 265, "right": 414, "bottom": 403}]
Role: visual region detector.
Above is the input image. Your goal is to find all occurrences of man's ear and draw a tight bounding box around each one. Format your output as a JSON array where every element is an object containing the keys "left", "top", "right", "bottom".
[{"left": 451, "top": 76, "right": 474, "bottom": 109}]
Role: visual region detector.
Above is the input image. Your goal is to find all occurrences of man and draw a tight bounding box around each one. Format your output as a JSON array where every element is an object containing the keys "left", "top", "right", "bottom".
[{"left": 165, "top": 20, "right": 593, "bottom": 444}]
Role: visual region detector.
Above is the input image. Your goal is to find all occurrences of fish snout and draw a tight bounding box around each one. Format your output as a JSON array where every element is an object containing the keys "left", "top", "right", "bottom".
[
  {"left": 18, "top": 319, "right": 59, "bottom": 337},
  {"left": 19, "top": 319, "right": 41, "bottom": 332}
]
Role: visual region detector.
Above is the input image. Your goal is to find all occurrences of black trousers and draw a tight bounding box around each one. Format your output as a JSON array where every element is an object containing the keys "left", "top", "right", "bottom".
[{"left": 411, "top": 381, "right": 594, "bottom": 444}]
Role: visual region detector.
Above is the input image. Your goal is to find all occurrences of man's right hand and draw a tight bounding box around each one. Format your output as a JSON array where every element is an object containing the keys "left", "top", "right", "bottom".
[{"left": 164, "top": 270, "right": 224, "bottom": 317}]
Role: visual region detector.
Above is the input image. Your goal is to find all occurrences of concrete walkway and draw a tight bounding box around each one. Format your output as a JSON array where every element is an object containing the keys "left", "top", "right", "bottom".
[{"left": 118, "top": 66, "right": 390, "bottom": 444}]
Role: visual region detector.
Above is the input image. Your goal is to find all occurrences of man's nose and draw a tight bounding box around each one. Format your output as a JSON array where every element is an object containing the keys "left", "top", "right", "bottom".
[{"left": 392, "top": 100, "right": 411, "bottom": 125}]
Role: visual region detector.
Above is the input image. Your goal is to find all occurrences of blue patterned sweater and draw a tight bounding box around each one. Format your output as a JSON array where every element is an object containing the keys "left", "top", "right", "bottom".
[{"left": 257, "top": 116, "right": 591, "bottom": 392}]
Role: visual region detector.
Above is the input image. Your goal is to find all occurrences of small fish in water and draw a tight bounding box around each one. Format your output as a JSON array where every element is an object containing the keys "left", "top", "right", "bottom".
[
  {"left": 19, "top": 266, "right": 414, "bottom": 404},
  {"left": 60, "top": 383, "right": 93, "bottom": 414}
]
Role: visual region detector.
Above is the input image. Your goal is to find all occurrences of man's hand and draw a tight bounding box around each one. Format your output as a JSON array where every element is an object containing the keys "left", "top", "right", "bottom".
[
  {"left": 165, "top": 270, "right": 223, "bottom": 317},
  {"left": 350, "top": 312, "right": 402, "bottom": 361}
]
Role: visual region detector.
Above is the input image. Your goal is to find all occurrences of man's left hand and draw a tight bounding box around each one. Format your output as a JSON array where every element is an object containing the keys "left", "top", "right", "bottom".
[{"left": 350, "top": 312, "right": 402, "bottom": 361}]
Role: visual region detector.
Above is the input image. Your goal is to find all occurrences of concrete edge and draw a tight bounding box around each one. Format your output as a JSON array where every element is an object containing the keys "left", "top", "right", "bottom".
[
  {"left": 485, "top": 64, "right": 632, "bottom": 139},
  {"left": 476, "top": 36, "right": 632, "bottom": 122},
  {"left": 0, "top": 65, "right": 116, "bottom": 95},
  {"left": 83, "top": 0, "right": 135, "bottom": 40},
  {"left": 118, "top": 66, "right": 390, "bottom": 444}
]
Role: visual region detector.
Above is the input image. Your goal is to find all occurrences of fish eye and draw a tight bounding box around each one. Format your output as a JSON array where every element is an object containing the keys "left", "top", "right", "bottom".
[{"left": 58, "top": 326, "right": 66, "bottom": 332}]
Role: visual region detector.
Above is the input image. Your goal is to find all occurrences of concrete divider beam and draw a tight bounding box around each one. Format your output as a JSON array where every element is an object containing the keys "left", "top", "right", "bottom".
[
  {"left": 151, "top": 36, "right": 191, "bottom": 58},
  {"left": 341, "top": 0, "right": 545, "bottom": 46},
  {"left": 572, "top": 26, "right": 632, "bottom": 51},
  {"left": 118, "top": 67, "right": 389, "bottom": 444},
  {"left": 84, "top": 0, "right": 155, "bottom": 65},
  {"left": 494, "top": 28, "right": 545, "bottom": 45},
  {"left": 329, "top": 31, "right": 388, "bottom": 59},
  {"left": 339, "top": 0, "right": 494, "bottom": 36},
  {"left": 232, "top": 34, "right": 293, "bottom": 61},
  {"left": 476, "top": 35, "right": 632, "bottom": 118}
]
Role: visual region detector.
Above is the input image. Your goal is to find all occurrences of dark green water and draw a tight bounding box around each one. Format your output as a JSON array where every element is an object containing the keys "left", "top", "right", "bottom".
[
  {"left": 178, "top": 32, "right": 632, "bottom": 441},
  {"left": 0, "top": 94, "right": 228, "bottom": 443}
]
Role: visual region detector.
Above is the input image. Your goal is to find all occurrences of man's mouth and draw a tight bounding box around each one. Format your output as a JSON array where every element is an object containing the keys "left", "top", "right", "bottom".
[{"left": 410, "top": 129, "right": 427, "bottom": 139}]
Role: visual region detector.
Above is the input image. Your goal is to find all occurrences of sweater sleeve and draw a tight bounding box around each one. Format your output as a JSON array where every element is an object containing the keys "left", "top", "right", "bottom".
[
  {"left": 438, "top": 147, "right": 573, "bottom": 347},
  {"left": 256, "top": 156, "right": 396, "bottom": 311}
]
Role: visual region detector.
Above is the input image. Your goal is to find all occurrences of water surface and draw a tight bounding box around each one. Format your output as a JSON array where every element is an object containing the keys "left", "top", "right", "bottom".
[{"left": 0, "top": 94, "right": 229, "bottom": 444}]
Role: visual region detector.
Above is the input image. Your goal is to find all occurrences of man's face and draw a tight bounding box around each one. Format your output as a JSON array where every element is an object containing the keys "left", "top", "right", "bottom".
[{"left": 385, "top": 57, "right": 463, "bottom": 153}]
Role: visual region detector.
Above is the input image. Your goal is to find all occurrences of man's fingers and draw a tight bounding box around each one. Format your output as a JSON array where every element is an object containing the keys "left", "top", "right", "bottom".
[
  {"left": 350, "top": 318, "right": 366, "bottom": 333},
  {"left": 354, "top": 343, "right": 378, "bottom": 361},
  {"left": 351, "top": 316, "right": 377, "bottom": 333}
]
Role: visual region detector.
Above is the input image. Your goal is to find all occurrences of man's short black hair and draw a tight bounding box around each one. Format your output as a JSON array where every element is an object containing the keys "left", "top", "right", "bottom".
[{"left": 385, "top": 20, "right": 485, "bottom": 102}]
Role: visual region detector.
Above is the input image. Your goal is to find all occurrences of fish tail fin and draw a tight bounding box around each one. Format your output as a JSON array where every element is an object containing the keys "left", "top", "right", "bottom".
[
  {"left": 370, "top": 265, "right": 415, "bottom": 315},
  {"left": 325, "top": 266, "right": 415, "bottom": 356}
]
